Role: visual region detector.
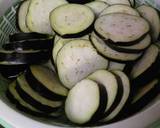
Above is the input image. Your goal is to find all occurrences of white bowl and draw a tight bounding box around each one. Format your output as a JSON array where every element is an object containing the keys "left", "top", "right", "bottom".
[{"left": 0, "top": 0, "right": 160, "bottom": 128}]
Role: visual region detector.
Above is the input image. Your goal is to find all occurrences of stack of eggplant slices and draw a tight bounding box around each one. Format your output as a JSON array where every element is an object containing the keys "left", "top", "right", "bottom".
[{"left": 2, "top": 0, "right": 160, "bottom": 125}]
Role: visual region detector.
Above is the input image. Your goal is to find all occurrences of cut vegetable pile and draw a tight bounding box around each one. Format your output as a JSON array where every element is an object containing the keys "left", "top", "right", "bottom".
[{"left": 1, "top": 0, "right": 160, "bottom": 126}]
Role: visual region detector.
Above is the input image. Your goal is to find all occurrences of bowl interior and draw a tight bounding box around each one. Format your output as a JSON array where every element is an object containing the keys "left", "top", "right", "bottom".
[{"left": 0, "top": 1, "right": 160, "bottom": 128}]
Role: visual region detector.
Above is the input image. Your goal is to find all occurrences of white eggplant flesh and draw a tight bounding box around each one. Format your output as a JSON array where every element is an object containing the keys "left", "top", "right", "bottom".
[
  {"left": 57, "top": 39, "right": 108, "bottom": 89},
  {"left": 137, "top": 5, "right": 160, "bottom": 41},
  {"left": 27, "top": 0, "right": 67, "bottom": 34},
  {"left": 99, "top": 4, "right": 140, "bottom": 17}
]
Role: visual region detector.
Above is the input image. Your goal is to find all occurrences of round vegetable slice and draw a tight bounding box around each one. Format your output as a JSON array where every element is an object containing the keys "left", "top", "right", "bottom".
[
  {"left": 127, "top": 79, "right": 160, "bottom": 115},
  {"left": 100, "top": 0, "right": 131, "bottom": 6},
  {"left": 9, "top": 32, "right": 52, "bottom": 42},
  {"left": 3, "top": 38, "right": 53, "bottom": 51},
  {"left": 6, "top": 81, "right": 61, "bottom": 118},
  {"left": 0, "top": 63, "right": 27, "bottom": 79},
  {"left": 131, "top": 45, "right": 160, "bottom": 87},
  {"left": 52, "top": 35, "right": 89, "bottom": 65},
  {"left": 65, "top": 79, "right": 107, "bottom": 124},
  {"left": 137, "top": 5, "right": 160, "bottom": 41},
  {"left": 0, "top": 50, "right": 50, "bottom": 64},
  {"left": 66, "top": 0, "right": 92, "bottom": 4},
  {"left": 85, "top": 1, "right": 109, "bottom": 16},
  {"left": 131, "top": 45, "right": 159, "bottom": 79},
  {"left": 26, "top": 0, "right": 67, "bottom": 34},
  {"left": 57, "top": 39, "right": 108, "bottom": 89},
  {"left": 99, "top": 4, "right": 140, "bottom": 17},
  {"left": 16, "top": 74, "right": 63, "bottom": 113},
  {"left": 101, "top": 70, "right": 130, "bottom": 122},
  {"left": 17, "top": 0, "right": 30, "bottom": 32},
  {"left": 25, "top": 65, "right": 68, "bottom": 101},
  {"left": 88, "top": 70, "right": 118, "bottom": 112},
  {"left": 119, "top": 34, "right": 151, "bottom": 51},
  {"left": 90, "top": 32, "right": 142, "bottom": 62},
  {"left": 50, "top": 4, "right": 95, "bottom": 38},
  {"left": 94, "top": 13, "right": 150, "bottom": 44}
]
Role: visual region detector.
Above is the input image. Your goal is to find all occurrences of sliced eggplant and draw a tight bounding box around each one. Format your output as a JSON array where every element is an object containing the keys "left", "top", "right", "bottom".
[
  {"left": 50, "top": 4, "right": 95, "bottom": 38},
  {"left": 131, "top": 44, "right": 160, "bottom": 86},
  {"left": 65, "top": 79, "right": 107, "bottom": 124},
  {"left": 119, "top": 34, "right": 151, "bottom": 51},
  {"left": 100, "top": 71, "right": 124, "bottom": 122},
  {"left": 56, "top": 39, "right": 108, "bottom": 89},
  {"left": 9, "top": 32, "right": 52, "bottom": 42},
  {"left": 0, "top": 50, "right": 50, "bottom": 64},
  {"left": 53, "top": 35, "right": 89, "bottom": 65},
  {"left": 88, "top": 70, "right": 118, "bottom": 112},
  {"left": 53, "top": 38, "right": 73, "bottom": 64},
  {"left": 0, "top": 63, "right": 27, "bottom": 79},
  {"left": 99, "top": 0, "right": 131, "bottom": 6},
  {"left": 137, "top": 5, "right": 160, "bottom": 41},
  {"left": 66, "top": 0, "right": 92, "bottom": 4},
  {"left": 27, "top": 0, "right": 67, "bottom": 34},
  {"left": 25, "top": 65, "right": 68, "bottom": 101},
  {"left": 101, "top": 70, "right": 130, "bottom": 122},
  {"left": 132, "top": 79, "right": 159, "bottom": 104},
  {"left": 6, "top": 81, "right": 61, "bottom": 118},
  {"left": 94, "top": 13, "right": 149, "bottom": 45},
  {"left": 2, "top": 38, "right": 53, "bottom": 51},
  {"left": 96, "top": 33, "right": 151, "bottom": 52},
  {"left": 17, "top": 0, "right": 30, "bottom": 32},
  {"left": 128, "top": 79, "right": 160, "bottom": 114},
  {"left": 108, "top": 61, "right": 126, "bottom": 71},
  {"left": 90, "top": 32, "right": 142, "bottom": 62},
  {"left": 99, "top": 4, "right": 140, "bottom": 17},
  {"left": 104, "top": 40, "right": 143, "bottom": 53},
  {"left": 7, "top": 81, "right": 43, "bottom": 112},
  {"left": 85, "top": 1, "right": 109, "bottom": 16},
  {"left": 16, "top": 74, "right": 63, "bottom": 113}
]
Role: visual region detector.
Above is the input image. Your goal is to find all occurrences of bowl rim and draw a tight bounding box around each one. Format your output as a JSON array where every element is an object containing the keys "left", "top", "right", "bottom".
[{"left": 0, "top": 96, "right": 159, "bottom": 128}]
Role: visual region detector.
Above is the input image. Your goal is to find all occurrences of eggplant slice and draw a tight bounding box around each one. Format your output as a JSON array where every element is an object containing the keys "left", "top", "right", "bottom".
[
  {"left": 94, "top": 13, "right": 149, "bottom": 45},
  {"left": 9, "top": 32, "right": 52, "bottom": 42},
  {"left": 0, "top": 50, "right": 50, "bottom": 64},
  {"left": 0, "top": 63, "right": 27, "bottom": 79},
  {"left": 88, "top": 70, "right": 118, "bottom": 112},
  {"left": 50, "top": 4, "right": 95, "bottom": 38},
  {"left": 65, "top": 79, "right": 107, "bottom": 124},
  {"left": 85, "top": 1, "right": 109, "bottom": 16},
  {"left": 101, "top": 70, "right": 130, "bottom": 122},
  {"left": 27, "top": 0, "right": 67, "bottom": 34},
  {"left": 131, "top": 44, "right": 160, "bottom": 87},
  {"left": 25, "top": 65, "right": 68, "bottom": 101},
  {"left": 90, "top": 32, "right": 142, "bottom": 62},
  {"left": 118, "top": 34, "right": 151, "bottom": 51},
  {"left": 3, "top": 38, "right": 53, "bottom": 51},
  {"left": 66, "top": 0, "right": 92, "bottom": 4},
  {"left": 17, "top": 0, "right": 30, "bottom": 32},
  {"left": 16, "top": 74, "right": 63, "bottom": 113},
  {"left": 99, "top": 0, "right": 132, "bottom": 6},
  {"left": 99, "top": 4, "right": 140, "bottom": 17},
  {"left": 128, "top": 79, "right": 160, "bottom": 115},
  {"left": 56, "top": 39, "right": 108, "bottom": 89},
  {"left": 6, "top": 81, "right": 61, "bottom": 118},
  {"left": 52, "top": 35, "right": 89, "bottom": 65},
  {"left": 137, "top": 5, "right": 160, "bottom": 41}
]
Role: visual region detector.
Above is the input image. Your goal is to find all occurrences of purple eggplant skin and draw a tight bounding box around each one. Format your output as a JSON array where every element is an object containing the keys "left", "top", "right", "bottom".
[{"left": 66, "top": 0, "right": 93, "bottom": 4}]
